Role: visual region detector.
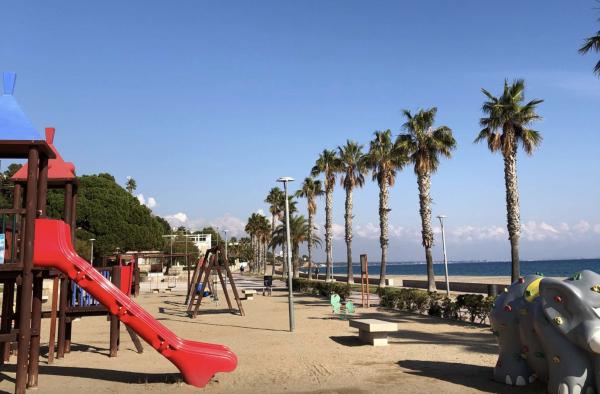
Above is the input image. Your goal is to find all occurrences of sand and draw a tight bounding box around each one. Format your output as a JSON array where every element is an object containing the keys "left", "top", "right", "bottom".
[
  {"left": 0, "top": 282, "right": 545, "bottom": 394},
  {"left": 388, "top": 275, "right": 512, "bottom": 285}
]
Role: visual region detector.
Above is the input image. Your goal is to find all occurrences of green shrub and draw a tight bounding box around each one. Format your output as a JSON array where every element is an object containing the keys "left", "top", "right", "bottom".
[{"left": 294, "top": 278, "right": 496, "bottom": 325}]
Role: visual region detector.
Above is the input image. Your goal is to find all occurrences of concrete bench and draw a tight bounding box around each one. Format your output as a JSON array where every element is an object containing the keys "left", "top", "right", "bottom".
[
  {"left": 349, "top": 319, "right": 398, "bottom": 346},
  {"left": 242, "top": 289, "right": 257, "bottom": 300}
]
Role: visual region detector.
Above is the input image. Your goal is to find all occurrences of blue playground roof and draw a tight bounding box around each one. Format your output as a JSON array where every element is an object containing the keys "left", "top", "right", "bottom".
[{"left": 0, "top": 72, "right": 42, "bottom": 141}]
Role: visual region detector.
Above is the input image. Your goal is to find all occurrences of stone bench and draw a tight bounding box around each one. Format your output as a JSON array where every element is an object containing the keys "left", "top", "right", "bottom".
[
  {"left": 349, "top": 319, "right": 398, "bottom": 346},
  {"left": 243, "top": 289, "right": 257, "bottom": 300}
]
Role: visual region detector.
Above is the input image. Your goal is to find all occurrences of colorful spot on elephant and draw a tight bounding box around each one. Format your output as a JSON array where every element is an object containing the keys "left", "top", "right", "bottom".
[{"left": 524, "top": 277, "right": 543, "bottom": 302}]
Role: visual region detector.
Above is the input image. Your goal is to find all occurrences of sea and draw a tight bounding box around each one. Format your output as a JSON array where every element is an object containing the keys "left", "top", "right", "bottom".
[{"left": 326, "top": 258, "right": 600, "bottom": 278}]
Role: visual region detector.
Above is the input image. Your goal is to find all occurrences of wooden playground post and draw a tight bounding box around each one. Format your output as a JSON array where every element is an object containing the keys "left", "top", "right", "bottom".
[
  {"left": 47, "top": 277, "right": 59, "bottom": 363},
  {"left": 27, "top": 154, "right": 48, "bottom": 387},
  {"left": 109, "top": 265, "right": 121, "bottom": 357},
  {"left": 360, "top": 254, "right": 370, "bottom": 308},
  {"left": 15, "top": 146, "right": 39, "bottom": 394}
]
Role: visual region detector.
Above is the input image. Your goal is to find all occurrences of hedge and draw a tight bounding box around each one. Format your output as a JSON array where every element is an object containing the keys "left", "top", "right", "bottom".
[
  {"left": 292, "top": 278, "right": 495, "bottom": 324},
  {"left": 376, "top": 287, "right": 495, "bottom": 324},
  {"left": 292, "top": 278, "right": 351, "bottom": 301}
]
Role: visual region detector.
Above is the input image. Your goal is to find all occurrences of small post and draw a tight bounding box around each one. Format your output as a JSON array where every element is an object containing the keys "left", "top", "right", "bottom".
[
  {"left": 360, "top": 254, "right": 369, "bottom": 308},
  {"left": 47, "top": 277, "right": 59, "bottom": 363},
  {"left": 109, "top": 266, "right": 121, "bottom": 357}
]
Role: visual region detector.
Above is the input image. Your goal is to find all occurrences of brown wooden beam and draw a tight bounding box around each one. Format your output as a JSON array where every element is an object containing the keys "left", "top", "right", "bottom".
[
  {"left": 46, "top": 277, "right": 59, "bottom": 364},
  {"left": 15, "top": 146, "right": 39, "bottom": 394}
]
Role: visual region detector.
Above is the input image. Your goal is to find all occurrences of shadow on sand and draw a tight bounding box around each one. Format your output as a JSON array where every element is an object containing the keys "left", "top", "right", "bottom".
[
  {"left": 397, "top": 360, "right": 546, "bottom": 393},
  {"left": 0, "top": 364, "right": 182, "bottom": 386}
]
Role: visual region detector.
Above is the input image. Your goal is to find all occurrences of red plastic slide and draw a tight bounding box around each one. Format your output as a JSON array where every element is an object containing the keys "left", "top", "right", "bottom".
[{"left": 32, "top": 218, "right": 237, "bottom": 387}]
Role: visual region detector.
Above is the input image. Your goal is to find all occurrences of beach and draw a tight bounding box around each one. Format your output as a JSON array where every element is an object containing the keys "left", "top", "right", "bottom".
[
  {"left": 0, "top": 284, "right": 544, "bottom": 393},
  {"left": 387, "top": 274, "right": 512, "bottom": 285}
]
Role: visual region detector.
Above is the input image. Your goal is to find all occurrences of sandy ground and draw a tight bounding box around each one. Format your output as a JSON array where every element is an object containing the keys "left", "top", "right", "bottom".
[
  {"left": 388, "top": 275, "right": 512, "bottom": 285},
  {"left": 0, "top": 283, "right": 546, "bottom": 394}
]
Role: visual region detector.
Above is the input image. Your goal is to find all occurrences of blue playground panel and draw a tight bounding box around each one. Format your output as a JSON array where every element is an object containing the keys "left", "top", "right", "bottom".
[{"left": 0, "top": 72, "right": 43, "bottom": 141}]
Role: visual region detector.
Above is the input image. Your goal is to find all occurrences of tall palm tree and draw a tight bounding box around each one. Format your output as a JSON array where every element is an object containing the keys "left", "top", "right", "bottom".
[
  {"left": 396, "top": 108, "right": 456, "bottom": 292},
  {"left": 244, "top": 214, "right": 259, "bottom": 270},
  {"left": 475, "top": 80, "right": 543, "bottom": 282},
  {"left": 364, "top": 130, "right": 408, "bottom": 287},
  {"left": 579, "top": 16, "right": 600, "bottom": 75},
  {"left": 311, "top": 149, "right": 341, "bottom": 281},
  {"left": 337, "top": 140, "right": 366, "bottom": 284},
  {"left": 256, "top": 215, "right": 271, "bottom": 273},
  {"left": 245, "top": 213, "right": 268, "bottom": 272},
  {"left": 295, "top": 177, "right": 324, "bottom": 280},
  {"left": 265, "top": 187, "right": 284, "bottom": 271},
  {"left": 270, "top": 215, "right": 321, "bottom": 278},
  {"left": 126, "top": 177, "right": 137, "bottom": 194}
]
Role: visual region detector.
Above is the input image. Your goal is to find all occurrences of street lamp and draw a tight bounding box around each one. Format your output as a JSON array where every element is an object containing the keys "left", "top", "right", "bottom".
[
  {"left": 437, "top": 215, "right": 450, "bottom": 296},
  {"left": 89, "top": 238, "right": 96, "bottom": 265},
  {"left": 277, "top": 176, "right": 295, "bottom": 332}
]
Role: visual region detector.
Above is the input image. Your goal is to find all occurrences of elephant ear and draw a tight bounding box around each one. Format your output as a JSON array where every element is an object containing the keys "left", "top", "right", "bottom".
[{"left": 539, "top": 278, "right": 583, "bottom": 336}]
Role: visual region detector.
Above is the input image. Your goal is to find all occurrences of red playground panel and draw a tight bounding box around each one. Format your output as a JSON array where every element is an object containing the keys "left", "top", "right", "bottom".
[{"left": 32, "top": 218, "right": 237, "bottom": 387}]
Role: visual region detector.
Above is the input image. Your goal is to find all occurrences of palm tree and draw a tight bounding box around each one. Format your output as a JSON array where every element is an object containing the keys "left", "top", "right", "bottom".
[
  {"left": 295, "top": 177, "right": 324, "bottom": 280},
  {"left": 396, "top": 108, "right": 456, "bottom": 292},
  {"left": 245, "top": 213, "right": 268, "bottom": 272},
  {"left": 126, "top": 177, "right": 137, "bottom": 194},
  {"left": 256, "top": 215, "right": 271, "bottom": 273},
  {"left": 265, "top": 187, "right": 284, "bottom": 272},
  {"left": 270, "top": 215, "right": 321, "bottom": 278},
  {"left": 579, "top": 16, "right": 600, "bottom": 75},
  {"left": 337, "top": 140, "right": 366, "bottom": 284},
  {"left": 311, "top": 149, "right": 341, "bottom": 281},
  {"left": 475, "top": 80, "right": 543, "bottom": 282},
  {"left": 364, "top": 130, "right": 408, "bottom": 287}
]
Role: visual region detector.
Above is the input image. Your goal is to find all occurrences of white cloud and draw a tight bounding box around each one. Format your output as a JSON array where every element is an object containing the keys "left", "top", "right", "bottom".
[
  {"left": 165, "top": 212, "right": 188, "bottom": 227},
  {"left": 256, "top": 209, "right": 265, "bottom": 216},
  {"left": 136, "top": 193, "right": 157, "bottom": 209},
  {"left": 356, "top": 222, "right": 379, "bottom": 239},
  {"left": 331, "top": 223, "right": 345, "bottom": 240},
  {"left": 594, "top": 224, "right": 600, "bottom": 235},
  {"left": 573, "top": 220, "right": 591, "bottom": 234},
  {"left": 450, "top": 225, "right": 506, "bottom": 242}
]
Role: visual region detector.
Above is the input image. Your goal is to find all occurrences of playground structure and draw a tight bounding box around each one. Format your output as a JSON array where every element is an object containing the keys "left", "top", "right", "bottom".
[
  {"left": 10, "top": 128, "right": 142, "bottom": 361},
  {"left": 187, "top": 246, "right": 244, "bottom": 318},
  {"left": 0, "top": 72, "right": 238, "bottom": 393},
  {"left": 490, "top": 271, "right": 600, "bottom": 393}
]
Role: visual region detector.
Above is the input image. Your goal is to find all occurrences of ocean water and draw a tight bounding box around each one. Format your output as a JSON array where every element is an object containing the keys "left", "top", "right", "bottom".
[{"left": 327, "top": 258, "right": 600, "bottom": 278}]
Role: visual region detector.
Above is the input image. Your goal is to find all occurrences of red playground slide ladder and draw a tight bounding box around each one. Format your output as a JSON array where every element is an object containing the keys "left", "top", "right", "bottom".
[{"left": 32, "top": 218, "right": 237, "bottom": 387}]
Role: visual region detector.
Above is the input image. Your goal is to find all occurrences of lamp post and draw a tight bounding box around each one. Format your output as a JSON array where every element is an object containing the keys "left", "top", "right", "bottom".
[
  {"left": 277, "top": 176, "right": 295, "bottom": 332},
  {"left": 437, "top": 215, "right": 450, "bottom": 296},
  {"left": 89, "top": 238, "right": 95, "bottom": 265}
]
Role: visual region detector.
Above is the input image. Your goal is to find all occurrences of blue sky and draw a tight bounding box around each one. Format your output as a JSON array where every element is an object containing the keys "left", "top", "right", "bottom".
[{"left": 2, "top": 1, "right": 599, "bottom": 262}]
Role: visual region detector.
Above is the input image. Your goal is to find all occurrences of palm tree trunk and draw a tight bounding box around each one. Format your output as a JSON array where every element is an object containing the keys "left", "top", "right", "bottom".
[
  {"left": 270, "top": 214, "right": 276, "bottom": 275},
  {"left": 308, "top": 203, "right": 313, "bottom": 281},
  {"left": 503, "top": 146, "right": 520, "bottom": 282},
  {"left": 417, "top": 172, "right": 436, "bottom": 292},
  {"left": 293, "top": 245, "right": 300, "bottom": 278},
  {"left": 344, "top": 188, "right": 354, "bottom": 284},
  {"left": 378, "top": 179, "right": 389, "bottom": 287},
  {"left": 325, "top": 180, "right": 334, "bottom": 281}
]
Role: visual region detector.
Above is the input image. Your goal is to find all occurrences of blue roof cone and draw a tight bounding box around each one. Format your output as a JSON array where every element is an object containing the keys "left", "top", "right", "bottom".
[{"left": 0, "top": 72, "right": 42, "bottom": 140}]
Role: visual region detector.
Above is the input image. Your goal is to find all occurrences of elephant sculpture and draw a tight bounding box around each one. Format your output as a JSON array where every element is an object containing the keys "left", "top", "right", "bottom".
[{"left": 490, "top": 270, "right": 600, "bottom": 394}]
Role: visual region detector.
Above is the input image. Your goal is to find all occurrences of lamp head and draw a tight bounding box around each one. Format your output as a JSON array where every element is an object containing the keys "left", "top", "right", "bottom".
[{"left": 277, "top": 176, "right": 294, "bottom": 183}]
